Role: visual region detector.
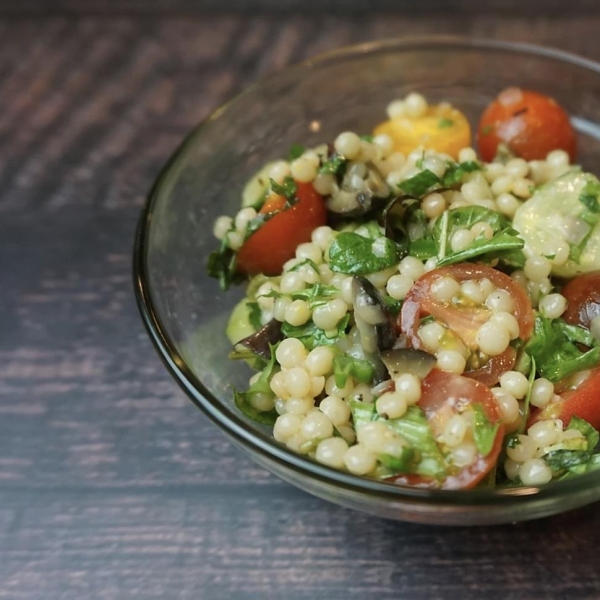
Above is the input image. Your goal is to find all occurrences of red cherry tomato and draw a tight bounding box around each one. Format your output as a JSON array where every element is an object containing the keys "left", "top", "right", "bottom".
[
  {"left": 389, "top": 370, "right": 505, "bottom": 490},
  {"left": 562, "top": 271, "right": 600, "bottom": 330},
  {"left": 477, "top": 88, "right": 576, "bottom": 162},
  {"left": 528, "top": 367, "right": 600, "bottom": 430},
  {"left": 236, "top": 182, "right": 327, "bottom": 276},
  {"left": 399, "top": 263, "right": 534, "bottom": 385}
]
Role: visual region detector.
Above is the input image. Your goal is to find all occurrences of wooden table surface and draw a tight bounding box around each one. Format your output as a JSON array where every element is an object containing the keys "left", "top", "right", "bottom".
[{"left": 2, "top": 12, "right": 600, "bottom": 600}]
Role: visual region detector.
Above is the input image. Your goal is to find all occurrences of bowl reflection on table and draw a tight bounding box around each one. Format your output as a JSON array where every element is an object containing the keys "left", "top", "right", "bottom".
[{"left": 134, "top": 37, "right": 600, "bottom": 525}]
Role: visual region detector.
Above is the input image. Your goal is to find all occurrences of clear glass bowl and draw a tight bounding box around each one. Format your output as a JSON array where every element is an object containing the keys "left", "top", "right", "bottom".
[{"left": 134, "top": 37, "right": 600, "bottom": 525}]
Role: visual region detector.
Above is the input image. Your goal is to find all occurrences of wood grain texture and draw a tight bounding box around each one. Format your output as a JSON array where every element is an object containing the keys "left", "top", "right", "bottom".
[{"left": 2, "top": 14, "right": 600, "bottom": 600}]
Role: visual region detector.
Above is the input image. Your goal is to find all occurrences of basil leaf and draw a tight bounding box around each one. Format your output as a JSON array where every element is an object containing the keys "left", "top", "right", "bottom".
[
  {"left": 207, "top": 240, "right": 244, "bottom": 291},
  {"left": 282, "top": 314, "right": 350, "bottom": 350},
  {"left": 247, "top": 301, "right": 263, "bottom": 331},
  {"left": 518, "top": 356, "right": 536, "bottom": 434},
  {"left": 333, "top": 355, "right": 375, "bottom": 388},
  {"left": 555, "top": 320, "right": 597, "bottom": 347},
  {"left": 472, "top": 403, "right": 500, "bottom": 457},
  {"left": 579, "top": 180, "right": 600, "bottom": 213},
  {"left": 270, "top": 176, "right": 297, "bottom": 201},
  {"left": 328, "top": 232, "right": 406, "bottom": 275},
  {"left": 441, "top": 161, "right": 481, "bottom": 187},
  {"left": 319, "top": 153, "right": 347, "bottom": 176},
  {"left": 288, "top": 143, "right": 306, "bottom": 162},
  {"left": 398, "top": 169, "right": 440, "bottom": 197},
  {"left": 568, "top": 416, "right": 600, "bottom": 450},
  {"left": 360, "top": 134, "right": 375, "bottom": 142},
  {"left": 288, "top": 258, "right": 320, "bottom": 273},
  {"left": 544, "top": 449, "right": 592, "bottom": 474},
  {"left": 378, "top": 447, "right": 417, "bottom": 474}
]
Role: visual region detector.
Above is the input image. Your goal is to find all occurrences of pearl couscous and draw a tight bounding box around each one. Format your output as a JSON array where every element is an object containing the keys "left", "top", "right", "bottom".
[{"left": 208, "top": 88, "right": 600, "bottom": 490}]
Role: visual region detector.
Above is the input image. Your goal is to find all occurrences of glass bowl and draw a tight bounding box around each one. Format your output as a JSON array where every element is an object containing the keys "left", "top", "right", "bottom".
[{"left": 134, "top": 37, "right": 600, "bottom": 525}]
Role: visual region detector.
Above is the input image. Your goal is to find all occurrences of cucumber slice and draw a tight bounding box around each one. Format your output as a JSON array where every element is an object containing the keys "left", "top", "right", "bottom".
[
  {"left": 242, "top": 162, "right": 276, "bottom": 209},
  {"left": 226, "top": 298, "right": 256, "bottom": 344},
  {"left": 513, "top": 169, "right": 600, "bottom": 277}
]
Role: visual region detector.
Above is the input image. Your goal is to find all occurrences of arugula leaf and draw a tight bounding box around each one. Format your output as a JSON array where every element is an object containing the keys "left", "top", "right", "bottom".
[
  {"left": 207, "top": 239, "right": 245, "bottom": 291},
  {"left": 328, "top": 231, "right": 406, "bottom": 275},
  {"left": 525, "top": 315, "right": 600, "bottom": 382},
  {"left": 434, "top": 206, "right": 509, "bottom": 238},
  {"left": 319, "top": 153, "right": 347, "bottom": 176},
  {"left": 579, "top": 180, "right": 600, "bottom": 213},
  {"left": 472, "top": 403, "right": 500, "bottom": 457},
  {"left": 568, "top": 416, "right": 600, "bottom": 450},
  {"left": 398, "top": 169, "right": 440, "bottom": 197},
  {"left": 545, "top": 449, "right": 593, "bottom": 473},
  {"left": 233, "top": 345, "right": 279, "bottom": 425},
  {"left": 555, "top": 320, "right": 597, "bottom": 347},
  {"left": 247, "top": 301, "right": 263, "bottom": 331},
  {"left": 287, "top": 143, "right": 306, "bottom": 162},
  {"left": 441, "top": 161, "right": 481, "bottom": 187},
  {"left": 288, "top": 258, "right": 320, "bottom": 274},
  {"left": 262, "top": 282, "right": 340, "bottom": 309},
  {"left": 333, "top": 355, "right": 375, "bottom": 388},
  {"left": 270, "top": 176, "right": 297, "bottom": 201},
  {"left": 360, "top": 134, "right": 375, "bottom": 142},
  {"left": 282, "top": 314, "right": 350, "bottom": 350},
  {"left": 438, "top": 118, "right": 454, "bottom": 129}
]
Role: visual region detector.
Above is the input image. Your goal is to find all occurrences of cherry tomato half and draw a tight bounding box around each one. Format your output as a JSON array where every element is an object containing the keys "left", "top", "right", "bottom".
[
  {"left": 477, "top": 88, "right": 576, "bottom": 162},
  {"left": 529, "top": 367, "right": 600, "bottom": 430},
  {"left": 236, "top": 182, "right": 327, "bottom": 276},
  {"left": 400, "top": 263, "right": 534, "bottom": 386},
  {"left": 562, "top": 271, "right": 600, "bottom": 330},
  {"left": 389, "top": 369, "right": 505, "bottom": 490}
]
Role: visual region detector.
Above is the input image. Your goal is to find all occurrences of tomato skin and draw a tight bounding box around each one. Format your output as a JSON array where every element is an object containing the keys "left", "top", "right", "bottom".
[
  {"left": 477, "top": 88, "right": 576, "bottom": 162},
  {"left": 529, "top": 367, "right": 600, "bottom": 430},
  {"left": 236, "top": 182, "right": 327, "bottom": 276},
  {"left": 389, "top": 370, "right": 505, "bottom": 490},
  {"left": 562, "top": 271, "right": 600, "bottom": 329},
  {"left": 400, "top": 264, "right": 534, "bottom": 384}
]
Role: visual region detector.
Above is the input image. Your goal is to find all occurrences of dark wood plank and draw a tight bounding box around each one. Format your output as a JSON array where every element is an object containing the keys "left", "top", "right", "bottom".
[{"left": 1, "top": 14, "right": 600, "bottom": 600}]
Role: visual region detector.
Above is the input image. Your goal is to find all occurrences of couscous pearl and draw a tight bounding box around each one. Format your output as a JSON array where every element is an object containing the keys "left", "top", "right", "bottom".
[
  {"left": 318, "top": 263, "right": 333, "bottom": 283},
  {"left": 419, "top": 321, "right": 446, "bottom": 351},
  {"left": 506, "top": 158, "right": 529, "bottom": 178},
  {"left": 315, "top": 437, "right": 349, "bottom": 468},
  {"left": 561, "top": 429, "right": 584, "bottom": 442},
  {"left": 268, "top": 160, "right": 291, "bottom": 183},
  {"left": 275, "top": 397, "right": 287, "bottom": 415},
  {"left": 386, "top": 274, "right": 414, "bottom": 301},
  {"left": 450, "top": 228, "right": 475, "bottom": 252},
  {"left": 539, "top": 293, "right": 568, "bottom": 320},
  {"left": 476, "top": 320, "right": 510, "bottom": 356},
  {"left": 298, "top": 264, "right": 320, "bottom": 285},
  {"left": 386, "top": 151, "right": 406, "bottom": 172},
  {"left": 274, "top": 413, "right": 302, "bottom": 442},
  {"left": 424, "top": 257, "right": 438, "bottom": 272},
  {"left": 280, "top": 271, "right": 306, "bottom": 294},
  {"left": 319, "top": 395, "right": 351, "bottom": 426},
  {"left": 570, "top": 369, "right": 592, "bottom": 389},
  {"left": 380, "top": 437, "right": 408, "bottom": 458},
  {"left": 399, "top": 256, "right": 426, "bottom": 280},
  {"left": 496, "top": 192, "right": 520, "bottom": 218},
  {"left": 331, "top": 274, "right": 349, "bottom": 290},
  {"left": 441, "top": 414, "right": 469, "bottom": 447},
  {"left": 340, "top": 276, "right": 355, "bottom": 305},
  {"left": 325, "top": 375, "right": 354, "bottom": 399},
  {"left": 257, "top": 282, "right": 278, "bottom": 311},
  {"left": 357, "top": 421, "right": 392, "bottom": 453},
  {"left": 376, "top": 391, "right": 408, "bottom": 419},
  {"left": 358, "top": 141, "right": 376, "bottom": 163},
  {"left": 485, "top": 289, "right": 515, "bottom": 313},
  {"left": 504, "top": 458, "right": 521, "bottom": 480},
  {"left": 296, "top": 242, "right": 323, "bottom": 264},
  {"left": 527, "top": 420, "right": 562, "bottom": 447},
  {"left": 349, "top": 383, "right": 374, "bottom": 404},
  {"left": 530, "top": 378, "right": 554, "bottom": 408},
  {"left": 313, "top": 173, "right": 336, "bottom": 195},
  {"left": 305, "top": 346, "right": 335, "bottom": 376},
  {"left": 546, "top": 149, "right": 570, "bottom": 168},
  {"left": 226, "top": 230, "right": 244, "bottom": 251},
  {"left": 285, "top": 397, "right": 314, "bottom": 415},
  {"left": 461, "top": 280, "right": 486, "bottom": 304},
  {"left": 484, "top": 162, "right": 505, "bottom": 183},
  {"left": 422, "top": 155, "right": 446, "bottom": 178},
  {"left": 506, "top": 434, "right": 538, "bottom": 463},
  {"left": 404, "top": 92, "right": 428, "bottom": 118},
  {"left": 290, "top": 157, "right": 317, "bottom": 183},
  {"left": 373, "top": 133, "right": 394, "bottom": 157},
  {"left": 234, "top": 207, "right": 257, "bottom": 232},
  {"left": 451, "top": 442, "right": 478, "bottom": 467},
  {"left": 499, "top": 371, "right": 530, "bottom": 399},
  {"left": 285, "top": 300, "right": 311, "bottom": 326},
  {"left": 431, "top": 276, "right": 461, "bottom": 303},
  {"left": 436, "top": 350, "right": 467, "bottom": 374},
  {"left": 270, "top": 371, "right": 289, "bottom": 398},
  {"left": 286, "top": 432, "right": 308, "bottom": 453},
  {"left": 343, "top": 444, "right": 377, "bottom": 475},
  {"left": 249, "top": 392, "right": 275, "bottom": 412},
  {"left": 461, "top": 176, "right": 491, "bottom": 204},
  {"left": 490, "top": 388, "right": 520, "bottom": 424},
  {"left": 512, "top": 177, "right": 534, "bottom": 199},
  {"left": 422, "top": 192, "right": 446, "bottom": 219},
  {"left": 395, "top": 373, "right": 422, "bottom": 404},
  {"left": 311, "top": 226, "right": 335, "bottom": 251},
  {"left": 471, "top": 222, "right": 494, "bottom": 240},
  {"left": 519, "top": 458, "right": 553, "bottom": 485},
  {"left": 285, "top": 368, "right": 312, "bottom": 398},
  {"left": 366, "top": 266, "right": 397, "bottom": 289},
  {"left": 302, "top": 150, "right": 320, "bottom": 167},
  {"left": 213, "top": 215, "right": 233, "bottom": 239},
  {"left": 334, "top": 131, "right": 362, "bottom": 160},
  {"left": 458, "top": 147, "right": 478, "bottom": 163},
  {"left": 273, "top": 297, "right": 292, "bottom": 322},
  {"left": 276, "top": 338, "right": 308, "bottom": 369},
  {"left": 310, "top": 376, "right": 325, "bottom": 397},
  {"left": 336, "top": 424, "right": 356, "bottom": 444},
  {"left": 386, "top": 169, "right": 404, "bottom": 188},
  {"left": 387, "top": 99, "right": 407, "bottom": 119},
  {"left": 524, "top": 256, "right": 551, "bottom": 283},
  {"left": 301, "top": 411, "right": 334, "bottom": 440},
  {"left": 479, "top": 278, "right": 496, "bottom": 298},
  {"left": 590, "top": 315, "right": 600, "bottom": 344}
]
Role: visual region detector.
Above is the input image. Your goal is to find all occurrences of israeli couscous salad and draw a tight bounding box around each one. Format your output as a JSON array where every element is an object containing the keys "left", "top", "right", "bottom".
[{"left": 208, "top": 88, "right": 600, "bottom": 490}]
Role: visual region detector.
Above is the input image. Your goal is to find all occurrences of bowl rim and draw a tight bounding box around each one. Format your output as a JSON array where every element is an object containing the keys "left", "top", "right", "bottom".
[{"left": 133, "top": 35, "right": 600, "bottom": 506}]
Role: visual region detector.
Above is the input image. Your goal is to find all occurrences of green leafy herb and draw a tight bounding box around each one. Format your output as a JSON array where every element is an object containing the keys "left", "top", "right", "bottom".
[
  {"left": 579, "top": 180, "right": 600, "bottom": 213},
  {"left": 472, "top": 403, "right": 500, "bottom": 457},
  {"left": 287, "top": 143, "right": 306, "bottom": 162},
  {"left": 438, "top": 118, "right": 454, "bottom": 129},
  {"left": 545, "top": 449, "right": 594, "bottom": 473},
  {"left": 349, "top": 400, "right": 379, "bottom": 429},
  {"left": 282, "top": 314, "right": 350, "bottom": 350},
  {"left": 569, "top": 416, "right": 600, "bottom": 450},
  {"left": 233, "top": 345, "right": 279, "bottom": 425},
  {"left": 525, "top": 315, "right": 600, "bottom": 382},
  {"left": 555, "top": 320, "right": 598, "bottom": 348},
  {"left": 481, "top": 124, "right": 493, "bottom": 135},
  {"left": 270, "top": 176, "right": 297, "bottom": 201},
  {"left": 360, "top": 134, "right": 375, "bottom": 142},
  {"left": 441, "top": 161, "right": 481, "bottom": 187},
  {"left": 245, "top": 213, "right": 274, "bottom": 239},
  {"left": 319, "top": 153, "right": 347, "bottom": 176},
  {"left": 247, "top": 301, "right": 262, "bottom": 331},
  {"left": 288, "top": 258, "right": 320, "bottom": 274},
  {"left": 328, "top": 231, "right": 406, "bottom": 275},
  {"left": 518, "top": 356, "right": 536, "bottom": 434},
  {"left": 378, "top": 448, "right": 417, "bottom": 473},
  {"left": 333, "top": 355, "right": 375, "bottom": 388},
  {"left": 383, "top": 296, "right": 402, "bottom": 316},
  {"left": 262, "top": 282, "right": 339, "bottom": 309},
  {"left": 398, "top": 169, "right": 440, "bottom": 197},
  {"left": 207, "top": 239, "right": 245, "bottom": 291}
]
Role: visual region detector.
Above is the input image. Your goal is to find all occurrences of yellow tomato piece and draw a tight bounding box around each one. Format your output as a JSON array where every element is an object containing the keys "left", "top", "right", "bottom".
[{"left": 374, "top": 105, "right": 471, "bottom": 160}]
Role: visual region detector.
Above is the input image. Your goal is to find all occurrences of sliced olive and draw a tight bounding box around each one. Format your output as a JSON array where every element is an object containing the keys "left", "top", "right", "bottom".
[
  {"left": 380, "top": 348, "right": 436, "bottom": 379},
  {"left": 236, "top": 319, "right": 283, "bottom": 359}
]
